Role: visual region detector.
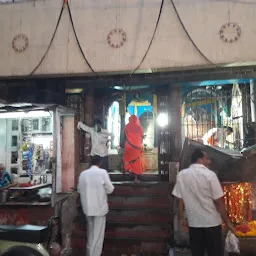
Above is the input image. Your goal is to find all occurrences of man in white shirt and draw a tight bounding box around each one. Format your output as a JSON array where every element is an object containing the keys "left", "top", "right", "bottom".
[
  {"left": 77, "top": 119, "right": 114, "bottom": 170},
  {"left": 202, "top": 126, "right": 233, "bottom": 148},
  {"left": 77, "top": 156, "right": 114, "bottom": 256},
  {"left": 172, "top": 148, "right": 235, "bottom": 256}
]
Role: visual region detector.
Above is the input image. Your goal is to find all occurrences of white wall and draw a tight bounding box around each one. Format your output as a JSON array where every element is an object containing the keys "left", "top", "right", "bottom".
[{"left": 1, "top": 0, "right": 256, "bottom": 77}]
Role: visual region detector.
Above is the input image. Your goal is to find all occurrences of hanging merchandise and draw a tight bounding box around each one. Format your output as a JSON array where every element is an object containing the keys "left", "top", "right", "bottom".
[
  {"left": 50, "top": 141, "right": 54, "bottom": 158},
  {"left": 21, "top": 119, "right": 34, "bottom": 174},
  {"left": 32, "top": 144, "right": 39, "bottom": 173},
  {"left": 26, "top": 146, "right": 33, "bottom": 176},
  {"left": 223, "top": 183, "right": 252, "bottom": 224}
]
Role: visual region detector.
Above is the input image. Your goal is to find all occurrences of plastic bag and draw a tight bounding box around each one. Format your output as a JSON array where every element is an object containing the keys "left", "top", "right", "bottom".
[
  {"left": 225, "top": 231, "right": 240, "bottom": 253},
  {"left": 169, "top": 248, "right": 174, "bottom": 256}
]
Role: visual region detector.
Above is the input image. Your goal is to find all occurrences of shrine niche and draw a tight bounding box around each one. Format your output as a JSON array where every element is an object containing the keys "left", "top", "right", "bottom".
[
  {"left": 126, "top": 91, "right": 155, "bottom": 149},
  {"left": 182, "top": 84, "right": 251, "bottom": 152},
  {"left": 107, "top": 90, "right": 158, "bottom": 172}
]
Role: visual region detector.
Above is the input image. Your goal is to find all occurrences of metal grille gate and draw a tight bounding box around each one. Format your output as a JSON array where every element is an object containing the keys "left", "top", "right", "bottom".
[{"left": 182, "top": 84, "right": 252, "bottom": 151}]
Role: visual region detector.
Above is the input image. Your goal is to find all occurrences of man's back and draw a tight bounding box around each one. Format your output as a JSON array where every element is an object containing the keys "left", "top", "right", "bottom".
[
  {"left": 78, "top": 166, "right": 114, "bottom": 216},
  {"left": 173, "top": 164, "right": 223, "bottom": 228}
]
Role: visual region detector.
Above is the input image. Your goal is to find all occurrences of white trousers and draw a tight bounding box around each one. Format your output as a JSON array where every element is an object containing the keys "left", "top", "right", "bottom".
[{"left": 86, "top": 216, "right": 106, "bottom": 256}]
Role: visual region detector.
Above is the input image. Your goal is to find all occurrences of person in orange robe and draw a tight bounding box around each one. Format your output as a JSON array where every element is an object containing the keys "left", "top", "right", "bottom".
[{"left": 123, "top": 115, "right": 144, "bottom": 183}]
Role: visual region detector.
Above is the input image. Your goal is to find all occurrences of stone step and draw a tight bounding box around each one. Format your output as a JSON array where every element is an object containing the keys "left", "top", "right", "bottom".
[
  {"left": 109, "top": 195, "right": 171, "bottom": 209},
  {"left": 72, "top": 240, "right": 169, "bottom": 256},
  {"left": 107, "top": 209, "right": 170, "bottom": 225},
  {"left": 71, "top": 181, "right": 172, "bottom": 255},
  {"left": 74, "top": 208, "right": 170, "bottom": 226},
  {"left": 72, "top": 224, "right": 170, "bottom": 241},
  {"left": 110, "top": 173, "right": 160, "bottom": 182},
  {"left": 112, "top": 182, "right": 170, "bottom": 196}
]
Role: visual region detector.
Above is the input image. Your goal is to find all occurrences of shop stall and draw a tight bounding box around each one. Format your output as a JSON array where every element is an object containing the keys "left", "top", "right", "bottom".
[
  {"left": 176, "top": 139, "right": 256, "bottom": 255},
  {"left": 0, "top": 104, "right": 77, "bottom": 226}
]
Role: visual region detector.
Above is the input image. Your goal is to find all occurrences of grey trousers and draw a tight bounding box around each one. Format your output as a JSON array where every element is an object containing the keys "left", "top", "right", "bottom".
[{"left": 86, "top": 216, "right": 106, "bottom": 256}]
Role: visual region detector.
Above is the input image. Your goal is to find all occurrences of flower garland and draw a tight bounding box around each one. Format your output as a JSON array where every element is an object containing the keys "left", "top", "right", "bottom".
[
  {"left": 223, "top": 182, "right": 252, "bottom": 224},
  {"left": 236, "top": 221, "right": 256, "bottom": 237}
]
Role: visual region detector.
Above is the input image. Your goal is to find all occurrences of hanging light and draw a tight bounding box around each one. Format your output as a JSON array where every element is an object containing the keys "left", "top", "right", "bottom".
[{"left": 157, "top": 113, "right": 168, "bottom": 127}]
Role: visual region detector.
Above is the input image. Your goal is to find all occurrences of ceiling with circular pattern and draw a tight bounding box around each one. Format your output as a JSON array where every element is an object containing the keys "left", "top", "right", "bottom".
[{"left": 0, "top": 0, "right": 256, "bottom": 76}]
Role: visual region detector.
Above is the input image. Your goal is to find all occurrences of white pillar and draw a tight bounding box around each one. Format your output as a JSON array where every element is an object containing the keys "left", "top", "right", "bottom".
[{"left": 250, "top": 80, "right": 256, "bottom": 122}]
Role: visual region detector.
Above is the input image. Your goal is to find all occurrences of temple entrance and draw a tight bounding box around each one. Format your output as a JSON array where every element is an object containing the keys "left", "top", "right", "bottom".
[{"left": 105, "top": 90, "right": 160, "bottom": 180}]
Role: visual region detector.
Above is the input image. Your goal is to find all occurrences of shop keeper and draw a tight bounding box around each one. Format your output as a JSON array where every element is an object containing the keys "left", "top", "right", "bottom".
[{"left": 0, "top": 164, "right": 16, "bottom": 191}]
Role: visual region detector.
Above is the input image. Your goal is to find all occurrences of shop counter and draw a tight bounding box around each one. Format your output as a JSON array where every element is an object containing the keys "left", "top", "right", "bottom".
[
  {"left": 9, "top": 183, "right": 52, "bottom": 191},
  {"left": 0, "top": 203, "right": 53, "bottom": 226},
  {"left": 0, "top": 183, "right": 53, "bottom": 226}
]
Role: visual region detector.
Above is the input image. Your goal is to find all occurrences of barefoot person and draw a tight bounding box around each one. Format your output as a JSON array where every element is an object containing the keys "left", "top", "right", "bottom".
[
  {"left": 123, "top": 115, "right": 144, "bottom": 183},
  {"left": 77, "top": 119, "right": 114, "bottom": 171},
  {"left": 78, "top": 156, "right": 114, "bottom": 256},
  {"left": 202, "top": 126, "right": 233, "bottom": 148}
]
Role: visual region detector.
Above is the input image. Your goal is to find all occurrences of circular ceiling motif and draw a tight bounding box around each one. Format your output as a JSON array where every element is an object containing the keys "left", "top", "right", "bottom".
[
  {"left": 107, "top": 28, "right": 127, "bottom": 49},
  {"left": 12, "top": 34, "right": 29, "bottom": 53},
  {"left": 219, "top": 23, "right": 241, "bottom": 43}
]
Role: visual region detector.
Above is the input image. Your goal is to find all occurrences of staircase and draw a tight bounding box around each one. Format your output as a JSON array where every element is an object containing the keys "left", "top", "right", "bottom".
[{"left": 71, "top": 171, "right": 172, "bottom": 256}]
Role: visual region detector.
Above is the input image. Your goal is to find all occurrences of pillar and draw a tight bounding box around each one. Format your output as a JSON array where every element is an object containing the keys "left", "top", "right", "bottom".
[
  {"left": 250, "top": 80, "right": 256, "bottom": 123},
  {"left": 119, "top": 92, "right": 126, "bottom": 147},
  {"left": 169, "top": 85, "right": 182, "bottom": 162},
  {"left": 84, "top": 88, "right": 94, "bottom": 163},
  {"left": 168, "top": 86, "right": 182, "bottom": 246}
]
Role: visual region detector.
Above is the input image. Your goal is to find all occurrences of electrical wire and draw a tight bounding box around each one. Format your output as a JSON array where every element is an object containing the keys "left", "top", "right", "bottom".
[
  {"left": 132, "top": 0, "right": 165, "bottom": 73},
  {"left": 169, "top": 0, "right": 216, "bottom": 66},
  {"left": 66, "top": 0, "right": 164, "bottom": 76},
  {"left": 116, "top": 0, "right": 165, "bottom": 88},
  {"left": 30, "top": 3, "right": 65, "bottom": 75},
  {"left": 29, "top": 0, "right": 223, "bottom": 79},
  {"left": 67, "top": 1, "right": 96, "bottom": 73}
]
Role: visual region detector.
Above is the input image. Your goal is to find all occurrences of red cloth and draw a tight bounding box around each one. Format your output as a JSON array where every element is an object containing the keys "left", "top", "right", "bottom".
[
  {"left": 207, "top": 131, "right": 218, "bottom": 146},
  {"left": 123, "top": 115, "right": 144, "bottom": 175}
]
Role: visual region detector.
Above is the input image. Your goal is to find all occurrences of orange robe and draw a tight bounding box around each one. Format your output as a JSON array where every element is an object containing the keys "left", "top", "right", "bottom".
[{"left": 123, "top": 115, "right": 144, "bottom": 175}]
